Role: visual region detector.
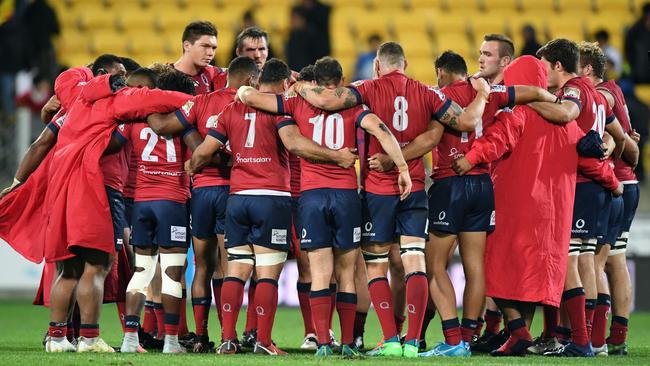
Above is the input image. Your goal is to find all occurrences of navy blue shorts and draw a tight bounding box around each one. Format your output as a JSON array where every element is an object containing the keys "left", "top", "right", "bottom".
[
  {"left": 571, "top": 182, "right": 609, "bottom": 239},
  {"left": 427, "top": 174, "right": 495, "bottom": 234},
  {"left": 124, "top": 197, "right": 134, "bottom": 228},
  {"left": 298, "top": 188, "right": 362, "bottom": 250},
  {"left": 361, "top": 190, "right": 428, "bottom": 243},
  {"left": 106, "top": 186, "right": 126, "bottom": 251},
  {"left": 224, "top": 194, "right": 292, "bottom": 251},
  {"left": 191, "top": 185, "right": 229, "bottom": 238},
  {"left": 621, "top": 183, "right": 640, "bottom": 232},
  {"left": 599, "top": 196, "right": 624, "bottom": 245},
  {"left": 132, "top": 200, "right": 190, "bottom": 248}
]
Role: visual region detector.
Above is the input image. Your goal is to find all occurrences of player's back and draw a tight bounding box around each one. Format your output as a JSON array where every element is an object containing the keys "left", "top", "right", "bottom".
[
  {"left": 435, "top": 81, "right": 514, "bottom": 179},
  {"left": 210, "top": 101, "right": 292, "bottom": 194},
  {"left": 559, "top": 76, "right": 607, "bottom": 136},
  {"left": 287, "top": 96, "right": 365, "bottom": 192},
  {"left": 130, "top": 122, "right": 190, "bottom": 203},
  {"left": 350, "top": 71, "right": 451, "bottom": 194}
]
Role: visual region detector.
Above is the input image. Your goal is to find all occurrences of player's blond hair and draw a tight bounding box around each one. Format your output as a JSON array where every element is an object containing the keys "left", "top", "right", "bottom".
[{"left": 578, "top": 41, "right": 607, "bottom": 79}]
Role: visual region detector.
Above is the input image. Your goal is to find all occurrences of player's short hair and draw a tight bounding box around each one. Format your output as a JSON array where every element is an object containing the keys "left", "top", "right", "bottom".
[
  {"left": 314, "top": 57, "right": 343, "bottom": 86},
  {"left": 236, "top": 26, "right": 269, "bottom": 52},
  {"left": 259, "top": 58, "right": 290, "bottom": 84},
  {"left": 120, "top": 57, "right": 141, "bottom": 74},
  {"left": 536, "top": 38, "right": 579, "bottom": 74},
  {"left": 91, "top": 54, "right": 122, "bottom": 76},
  {"left": 227, "top": 56, "right": 260, "bottom": 80},
  {"left": 377, "top": 42, "right": 405, "bottom": 67},
  {"left": 484, "top": 34, "right": 515, "bottom": 59},
  {"left": 157, "top": 69, "right": 196, "bottom": 95},
  {"left": 578, "top": 41, "right": 607, "bottom": 79},
  {"left": 297, "top": 65, "right": 315, "bottom": 82},
  {"left": 148, "top": 63, "right": 174, "bottom": 75},
  {"left": 182, "top": 21, "right": 218, "bottom": 44},
  {"left": 128, "top": 67, "right": 158, "bottom": 87},
  {"left": 435, "top": 50, "right": 468, "bottom": 76}
]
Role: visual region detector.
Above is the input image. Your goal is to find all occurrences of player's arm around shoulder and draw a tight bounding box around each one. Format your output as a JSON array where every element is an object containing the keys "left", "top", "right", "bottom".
[
  {"left": 438, "top": 77, "right": 489, "bottom": 132},
  {"left": 277, "top": 123, "right": 357, "bottom": 169},
  {"left": 188, "top": 131, "right": 224, "bottom": 176},
  {"left": 237, "top": 86, "right": 280, "bottom": 113},
  {"left": 293, "top": 81, "right": 359, "bottom": 111}
]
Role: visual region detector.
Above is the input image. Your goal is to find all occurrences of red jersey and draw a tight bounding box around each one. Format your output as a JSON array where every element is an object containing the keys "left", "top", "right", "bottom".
[
  {"left": 175, "top": 88, "right": 235, "bottom": 188},
  {"left": 128, "top": 122, "right": 191, "bottom": 203},
  {"left": 350, "top": 71, "right": 451, "bottom": 194},
  {"left": 122, "top": 145, "right": 137, "bottom": 199},
  {"left": 278, "top": 93, "right": 369, "bottom": 192},
  {"left": 176, "top": 64, "right": 228, "bottom": 95},
  {"left": 435, "top": 81, "right": 515, "bottom": 180},
  {"left": 597, "top": 80, "right": 637, "bottom": 183},
  {"left": 289, "top": 154, "right": 301, "bottom": 196},
  {"left": 208, "top": 101, "right": 295, "bottom": 194},
  {"left": 100, "top": 123, "right": 132, "bottom": 193},
  {"left": 557, "top": 76, "right": 616, "bottom": 183}
]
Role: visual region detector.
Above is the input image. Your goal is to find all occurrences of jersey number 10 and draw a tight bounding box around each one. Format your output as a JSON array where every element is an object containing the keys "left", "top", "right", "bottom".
[{"left": 309, "top": 113, "right": 344, "bottom": 149}]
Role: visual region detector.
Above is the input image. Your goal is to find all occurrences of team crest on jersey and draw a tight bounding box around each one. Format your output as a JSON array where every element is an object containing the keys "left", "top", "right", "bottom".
[
  {"left": 200, "top": 73, "right": 210, "bottom": 86},
  {"left": 428, "top": 86, "right": 446, "bottom": 100},
  {"left": 182, "top": 100, "right": 194, "bottom": 117},
  {"left": 490, "top": 85, "right": 506, "bottom": 93},
  {"left": 563, "top": 87, "right": 581, "bottom": 100}
]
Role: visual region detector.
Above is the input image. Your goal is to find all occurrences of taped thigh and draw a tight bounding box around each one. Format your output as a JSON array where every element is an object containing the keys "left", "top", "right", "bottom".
[
  {"left": 227, "top": 246, "right": 255, "bottom": 265},
  {"left": 609, "top": 231, "right": 628, "bottom": 256},
  {"left": 255, "top": 251, "right": 288, "bottom": 266},
  {"left": 579, "top": 238, "right": 597, "bottom": 255},
  {"left": 568, "top": 238, "right": 582, "bottom": 257},
  {"left": 400, "top": 240, "right": 425, "bottom": 258}
]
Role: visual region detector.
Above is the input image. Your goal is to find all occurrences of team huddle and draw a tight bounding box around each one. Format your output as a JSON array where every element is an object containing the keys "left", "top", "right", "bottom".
[{"left": 0, "top": 19, "right": 639, "bottom": 359}]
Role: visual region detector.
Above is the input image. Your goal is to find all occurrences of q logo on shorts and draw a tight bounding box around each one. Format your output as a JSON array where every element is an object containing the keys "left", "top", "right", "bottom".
[{"left": 576, "top": 219, "right": 585, "bottom": 229}]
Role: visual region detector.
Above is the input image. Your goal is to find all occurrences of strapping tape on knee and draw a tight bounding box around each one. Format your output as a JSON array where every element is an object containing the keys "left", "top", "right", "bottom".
[
  {"left": 255, "top": 251, "right": 287, "bottom": 266},
  {"left": 227, "top": 247, "right": 255, "bottom": 265},
  {"left": 400, "top": 241, "right": 425, "bottom": 257},
  {"left": 160, "top": 253, "right": 185, "bottom": 298},
  {"left": 610, "top": 232, "right": 629, "bottom": 256},
  {"left": 362, "top": 250, "right": 389, "bottom": 263},
  {"left": 126, "top": 253, "right": 158, "bottom": 296},
  {"left": 580, "top": 238, "right": 597, "bottom": 255}
]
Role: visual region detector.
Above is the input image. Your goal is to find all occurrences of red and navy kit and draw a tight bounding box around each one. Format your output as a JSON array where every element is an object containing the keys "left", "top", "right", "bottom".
[
  {"left": 127, "top": 122, "right": 193, "bottom": 248},
  {"left": 175, "top": 88, "right": 235, "bottom": 237},
  {"left": 277, "top": 93, "right": 365, "bottom": 249},
  {"left": 350, "top": 71, "right": 451, "bottom": 194},
  {"left": 349, "top": 71, "right": 450, "bottom": 242},
  {"left": 435, "top": 82, "right": 515, "bottom": 179},
  {"left": 176, "top": 64, "right": 228, "bottom": 95},
  {"left": 209, "top": 101, "right": 295, "bottom": 249}
]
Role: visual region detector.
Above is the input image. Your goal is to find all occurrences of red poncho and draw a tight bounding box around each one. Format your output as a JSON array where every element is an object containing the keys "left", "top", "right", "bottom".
[
  {"left": 464, "top": 56, "right": 620, "bottom": 306},
  {"left": 1, "top": 74, "right": 191, "bottom": 263}
]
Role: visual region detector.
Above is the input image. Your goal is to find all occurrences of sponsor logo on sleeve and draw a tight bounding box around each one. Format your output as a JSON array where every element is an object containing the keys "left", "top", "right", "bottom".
[
  {"left": 563, "top": 87, "right": 581, "bottom": 100},
  {"left": 171, "top": 226, "right": 187, "bottom": 242},
  {"left": 428, "top": 86, "right": 446, "bottom": 100},
  {"left": 490, "top": 85, "right": 506, "bottom": 93},
  {"left": 351, "top": 80, "right": 365, "bottom": 87},
  {"left": 271, "top": 229, "right": 288, "bottom": 244},
  {"left": 182, "top": 100, "right": 194, "bottom": 117}
]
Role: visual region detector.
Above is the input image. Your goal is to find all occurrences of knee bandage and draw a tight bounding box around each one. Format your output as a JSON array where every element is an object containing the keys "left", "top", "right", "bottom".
[
  {"left": 160, "top": 253, "right": 186, "bottom": 298},
  {"left": 362, "top": 250, "right": 389, "bottom": 263},
  {"left": 568, "top": 238, "right": 582, "bottom": 257},
  {"left": 126, "top": 253, "right": 158, "bottom": 296},
  {"left": 255, "top": 251, "right": 287, "bottom": 266},
  {"left": 400, "top": 241, "right": 425, "bottom": 258},
  {"left": 227, "top": 247, "right": 255, "bottom": 265},
  {"left": 579, "top": 238, "right": 597, "bottom": 255},
  {"left": 610, "top": 231, "right": 628, "bottom": 256}
]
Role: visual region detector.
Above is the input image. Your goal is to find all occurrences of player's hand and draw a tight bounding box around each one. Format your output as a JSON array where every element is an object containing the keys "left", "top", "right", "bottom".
[
  {"left": 630, "top": 129, "right": 641, "bottom": 144},
  {"left": 335, "top": 147, "right": 358, "bottom": 169},
  {"left": 184, "top": 160, "right": 195, "bottom": 177},
  {"left": 368, "top": 153, "right": 394, "bottom": 172},
  {"left": 613, "top": 182, "right": 624, "bottom": 197},
  {"left": 43, "top": 95, "right": 60, "bottom": 113},
  {"left": 452, "top": 156, "right": 474, "bottom": 175},
  {"left": 469, "top": 76, "right": 490, "bottom": 99},
  {"left": 398, "top": 168, "right": 412, "bottom": 201}
]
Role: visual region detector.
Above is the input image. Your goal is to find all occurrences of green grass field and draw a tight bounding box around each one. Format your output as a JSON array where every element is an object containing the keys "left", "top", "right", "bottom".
[{"left": 1, "top": 299, "right": 649, "bottom": 365}]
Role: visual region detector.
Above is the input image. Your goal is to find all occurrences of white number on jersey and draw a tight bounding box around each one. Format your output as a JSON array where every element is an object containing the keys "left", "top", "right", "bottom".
[
  {"left": 460, "top": 120, "right": 483, "bottom": 143},
  {"left": 244, "top": 113, "right": 256, "bottom": 148},
  {"left": 392, "top": 96, "right": 409, "bottom": 131},
  {"left": 591, "top": 102, "right": 606, "bottom": 137},
  {"left": 308, "top": 113, "right": 344, "bottom": 149},
  {"left": 140, "top": 127, "right": 177, "bottom": 162}
]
